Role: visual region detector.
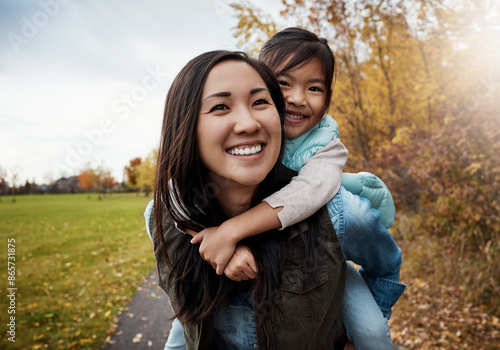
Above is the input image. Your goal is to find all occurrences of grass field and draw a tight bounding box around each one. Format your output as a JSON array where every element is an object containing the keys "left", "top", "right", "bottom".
[{"left": 0, "top": 193, "right": 156, "bottom": 349}]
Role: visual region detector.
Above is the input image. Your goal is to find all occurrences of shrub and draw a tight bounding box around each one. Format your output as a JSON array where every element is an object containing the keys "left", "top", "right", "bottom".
[{"left": 371, "top": 108, "right": 500, "bottom": 315}]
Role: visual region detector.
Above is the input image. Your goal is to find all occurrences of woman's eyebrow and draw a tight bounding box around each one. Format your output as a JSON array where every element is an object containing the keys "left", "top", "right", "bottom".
[
  {"left": 250, "top": 87, "right": 268, "bottom": 94},
  {"left": 203, "top": 88, "right": 268, "bottom": 102},
  {"left": 202, "top": 92, "right": 231, "bottom": 102}
]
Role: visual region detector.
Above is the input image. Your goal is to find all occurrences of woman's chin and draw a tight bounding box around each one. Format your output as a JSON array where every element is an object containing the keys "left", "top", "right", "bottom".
[{"left": 230, "top": 172, "right": 269, "bottom": 188}]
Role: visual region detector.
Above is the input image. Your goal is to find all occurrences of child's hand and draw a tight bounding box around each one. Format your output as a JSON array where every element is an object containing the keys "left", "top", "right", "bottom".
[
  {"left": 223, "top": 245, "right": 258, "bottom": 281},
  {"left": 190, "top": 225, "right": 238, "bottom": 275}
]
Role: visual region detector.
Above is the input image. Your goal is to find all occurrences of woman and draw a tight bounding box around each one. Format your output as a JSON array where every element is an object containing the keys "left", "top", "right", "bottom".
[{"left": 147, "top": 50, "right": 347, "bottom": 349}]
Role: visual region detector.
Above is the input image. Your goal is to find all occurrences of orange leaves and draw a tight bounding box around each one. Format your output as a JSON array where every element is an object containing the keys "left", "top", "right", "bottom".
[
  {"left": 389, "top": 273, "right": 500, "bottom": 349},
  {"left": 77, "top": 168, "right": 99, "bottom": 190},
  {"left": 77, "top": 165, "right": 116, "bottom": 194},
  {"left": 101, "top": 172, "right": 117, "bottom": 190}
]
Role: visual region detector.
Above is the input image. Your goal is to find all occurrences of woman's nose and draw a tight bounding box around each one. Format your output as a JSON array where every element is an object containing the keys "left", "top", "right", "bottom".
[{"left": 233, "top": 107, "right": 261, "bottom": 134}]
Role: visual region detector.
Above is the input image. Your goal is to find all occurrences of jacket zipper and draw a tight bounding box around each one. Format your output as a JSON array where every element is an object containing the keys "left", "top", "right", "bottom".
[{"left": 196, "top": 323, "right": 202, "bottom": 350}]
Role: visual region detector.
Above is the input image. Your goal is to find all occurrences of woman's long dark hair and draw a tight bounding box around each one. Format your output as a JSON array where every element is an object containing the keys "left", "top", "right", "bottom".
[
  {"left": 259, "top": 27, "right": 336, "bottom": 113},
  {"left": 154, "top": 50, "right": 321, "bottom": 327}
]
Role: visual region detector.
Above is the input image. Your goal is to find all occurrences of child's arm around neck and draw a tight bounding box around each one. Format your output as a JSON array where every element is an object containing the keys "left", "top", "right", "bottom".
[{"left": 191, "top": 116, "right": 347, "bottom": 275}]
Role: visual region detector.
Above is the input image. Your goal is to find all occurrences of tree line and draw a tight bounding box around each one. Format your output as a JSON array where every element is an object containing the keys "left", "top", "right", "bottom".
[{"left": 0, "top": 149, "right": 157, "bottom": 200}]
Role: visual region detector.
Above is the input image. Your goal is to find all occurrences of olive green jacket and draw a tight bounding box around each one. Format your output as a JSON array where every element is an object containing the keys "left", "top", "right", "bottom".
[{"left": 149, "top": 206, "right": 347, "bottom": 350}]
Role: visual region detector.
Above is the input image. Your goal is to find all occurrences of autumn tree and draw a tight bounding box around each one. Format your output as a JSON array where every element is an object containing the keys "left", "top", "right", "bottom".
[
  {"left": 77, "top": 168, "right": 99, "bottom": 197},
  {"left": 101, "top": 171, "right": 117, "bottom": 194},
  {"left": 124, "top": 157, "right": 142, "bottom": 192},
  {"left": 77, "top": 164, "right": 117, "bottom": 199},
  {"left": 136, "top": 149, "right": 157, "bottom": 196},
  {"left": 231, "top": 0, "right": 279, "bottom": 55}
]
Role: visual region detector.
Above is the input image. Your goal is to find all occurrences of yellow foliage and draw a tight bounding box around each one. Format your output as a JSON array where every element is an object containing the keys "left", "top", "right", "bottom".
[
  {"left": 136, "top": 148, "right": 158, "bottom": 193},
  {"left": 391, "top": 127, "right": 412, "bottom": 145}
]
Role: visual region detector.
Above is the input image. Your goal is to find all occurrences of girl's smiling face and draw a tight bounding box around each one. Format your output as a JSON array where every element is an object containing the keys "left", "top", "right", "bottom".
[
  {"left": 276, "top": 58, "right": 328, "bottom": 139},
  {"left": 196, "top": 60, "right": 282, "bottom": 190}
]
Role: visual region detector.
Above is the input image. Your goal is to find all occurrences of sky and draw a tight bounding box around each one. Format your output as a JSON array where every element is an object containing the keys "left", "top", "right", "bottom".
[{"left": 0, "top": 0, "right": 286, "bottom": 185}]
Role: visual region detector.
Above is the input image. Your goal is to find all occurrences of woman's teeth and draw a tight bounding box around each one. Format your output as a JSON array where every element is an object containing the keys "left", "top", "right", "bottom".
[
  {"left": 286, "top": 113, "right": 305, "bottom": 120},
  {"left": 227, "top": 144, "right": 262, "bottom": 156}
]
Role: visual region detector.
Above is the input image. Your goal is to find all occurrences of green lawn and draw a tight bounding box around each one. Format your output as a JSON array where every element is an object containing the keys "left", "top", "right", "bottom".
[{"left": 0, "top": 193, "right": 156, "bottom": 349}]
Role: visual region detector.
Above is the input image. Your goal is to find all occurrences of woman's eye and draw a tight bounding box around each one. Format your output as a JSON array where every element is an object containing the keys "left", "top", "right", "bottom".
[
  {"left": 209, "top": 104, "right": 229, "bottom": 112},
  {"left": 253, "top": 98, "right": 270, "bottom": 107}
]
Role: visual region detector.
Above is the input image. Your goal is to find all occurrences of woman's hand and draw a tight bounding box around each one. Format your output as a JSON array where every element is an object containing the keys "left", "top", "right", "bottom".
[
  {"left": 223, "top": 245, "right": 258, "bottom": 281},
  {"left": 190, "top": 224, "right": 239, "bottom": 275}
]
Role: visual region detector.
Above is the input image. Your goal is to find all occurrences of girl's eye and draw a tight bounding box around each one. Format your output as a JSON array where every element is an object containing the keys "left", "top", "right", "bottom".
[
  {"left": 209, "top": 104, "right": 229, "bottom": 113},
  {"left": 278, "top": 81, "right": 289, "bottom": 87},
  {"left": 309, "top": 86, "right": 323, "bottom": 92},
  {"left": 253, "top": 98, "right": 270, "bottom": 107}
]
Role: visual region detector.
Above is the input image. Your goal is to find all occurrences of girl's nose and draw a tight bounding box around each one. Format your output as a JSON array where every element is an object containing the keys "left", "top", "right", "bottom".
[
  {"left": 285, "top": 87, "right": 305, "bottom": 106},
  {"left": 233, "top": 107, "right": 261, "bottom": 134}
]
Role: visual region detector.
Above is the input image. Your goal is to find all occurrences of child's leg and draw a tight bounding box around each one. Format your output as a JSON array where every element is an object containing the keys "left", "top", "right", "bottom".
[
  {"left": 164, "top": 318, "right": 186, "bottom": 350},
  {"left": 342, "top": 262, "right": 393, "bottom": 350}
]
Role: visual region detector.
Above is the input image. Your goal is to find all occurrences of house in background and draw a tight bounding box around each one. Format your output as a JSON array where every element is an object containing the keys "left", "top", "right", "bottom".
[{"left": 53, "top": 176, "right": 80, "bottom": 193}]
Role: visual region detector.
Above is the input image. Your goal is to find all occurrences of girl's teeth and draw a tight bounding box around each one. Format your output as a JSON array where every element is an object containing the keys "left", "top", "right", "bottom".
[
  {"left": 228, "top": 144, "right": 262, "bottom": 156},
  {"left": 287, "top": 113, "right": 305, "bottom": 120}
]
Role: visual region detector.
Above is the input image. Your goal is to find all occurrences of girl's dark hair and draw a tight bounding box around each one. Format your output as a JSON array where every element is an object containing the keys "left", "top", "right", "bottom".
[
  {"left": 154, "top": 50, "right": 322, "bottom": 326},
  {"left": 259, "top": 27, "right": 336, "bottom": 113}
]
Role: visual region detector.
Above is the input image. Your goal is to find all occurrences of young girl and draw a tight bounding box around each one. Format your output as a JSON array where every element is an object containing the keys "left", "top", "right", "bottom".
[{"left": 151, "top": 28, "right": 405, "bottom": 350}]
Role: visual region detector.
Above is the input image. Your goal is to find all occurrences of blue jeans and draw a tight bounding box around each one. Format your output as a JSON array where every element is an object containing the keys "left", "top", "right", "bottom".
[{"left": 342, "top": 262, "right": 393, "bottom": 350}]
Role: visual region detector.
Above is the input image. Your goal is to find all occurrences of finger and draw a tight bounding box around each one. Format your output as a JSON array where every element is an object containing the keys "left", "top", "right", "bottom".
[
  {"left": 224, "top": 266, "right": 242, "bottom": 281},
  {"left": 189, "top": 230, "right": 203, "bottom": 242},
  {"left": 216, "top": 262, "right": 228, "bottom": 276},
  {"left": 238, "top": 274, "right": 249, "bottom": 281},
  {"left": 244, "top": 263, "right": 257, "bottom": 279},
  {"left": 238, "top": 265, "right": 256, "bottom": 280},
  {"left": 215, "top": 264, "right": 224, "bottom": 275},
  {"left": 225, "top": 272, "right": 242, "bottom": 281},
  {"left": 225, "top": 264, "right": 252, "bottom": 281},
  {"left": 247, "top": 258, "right": 258, "bottom": 274}
]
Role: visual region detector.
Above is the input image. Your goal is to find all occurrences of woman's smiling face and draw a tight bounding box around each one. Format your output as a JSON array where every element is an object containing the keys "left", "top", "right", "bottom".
[{"left": 196, "top": 60, "right": 282, "bottom": 190}]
